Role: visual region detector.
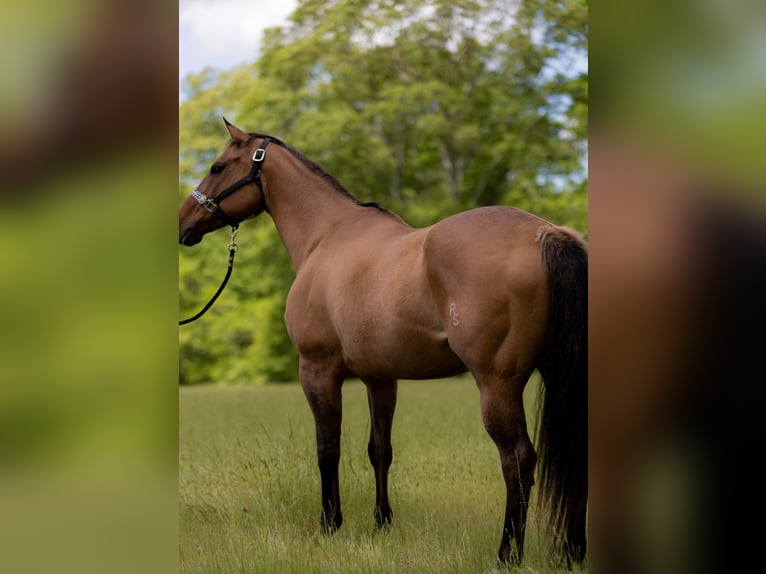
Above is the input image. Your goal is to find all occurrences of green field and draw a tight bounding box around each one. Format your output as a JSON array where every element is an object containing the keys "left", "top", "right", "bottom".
[{"left": 179, "top": 376, "right": 585, "bottom": 573}]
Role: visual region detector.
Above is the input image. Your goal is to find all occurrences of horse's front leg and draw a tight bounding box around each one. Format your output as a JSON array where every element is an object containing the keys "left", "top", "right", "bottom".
[
  {"left": 363, "top": 378, "right": 398, "bottom": 528},
  {"left": 299, "top": 357, "right": 344, "bottom": 533}
]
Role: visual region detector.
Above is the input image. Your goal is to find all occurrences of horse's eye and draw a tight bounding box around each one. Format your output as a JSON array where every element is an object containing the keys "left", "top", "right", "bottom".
[{"left": 210, "top": 164, "right": 224, "bottom": 175}]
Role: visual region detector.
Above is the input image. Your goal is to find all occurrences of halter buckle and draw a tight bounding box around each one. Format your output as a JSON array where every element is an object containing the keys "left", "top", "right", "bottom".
[
  {"left": 252, "top": 148, "right": 266, "bottom": 162},
  {"left": 203, "top": 199, "right": 217, "bottom": 213},
  {"left": 191, "top": 190, "right": 218, "bottom": 213}
]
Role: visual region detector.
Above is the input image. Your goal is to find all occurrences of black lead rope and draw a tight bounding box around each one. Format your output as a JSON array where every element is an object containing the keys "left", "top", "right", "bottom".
[{"left": 179, "top": 226, "right": 239, "bottom": 325}]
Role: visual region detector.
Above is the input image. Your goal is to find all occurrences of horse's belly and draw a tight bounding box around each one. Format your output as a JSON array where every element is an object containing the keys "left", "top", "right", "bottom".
[{"left": 341, "top": 327, "right": 467, "bottom": 380}]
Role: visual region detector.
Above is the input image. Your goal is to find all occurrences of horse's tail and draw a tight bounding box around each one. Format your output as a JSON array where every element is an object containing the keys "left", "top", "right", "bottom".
[{"left": 535, "top": 225, "right": 588, "bottom": 563}]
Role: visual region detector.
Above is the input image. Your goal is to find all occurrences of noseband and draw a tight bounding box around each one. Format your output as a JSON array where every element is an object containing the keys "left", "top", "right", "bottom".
[{"left": 190, "top": 137, "right": 272, "bottom": 228}]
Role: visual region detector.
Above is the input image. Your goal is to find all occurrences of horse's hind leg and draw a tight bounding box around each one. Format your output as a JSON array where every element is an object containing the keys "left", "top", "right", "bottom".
[
  {"left": 477, "top": 372, "right": 537, "bottom": 564},
  {"left": 363, "top": 378, "right": 398, "bottom": 528},
  {"left": 299, "top": 357, "right": 344, "bottom": 533}
]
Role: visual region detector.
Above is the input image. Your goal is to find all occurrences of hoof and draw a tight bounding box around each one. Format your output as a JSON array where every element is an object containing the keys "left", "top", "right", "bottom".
[
  {"left": 320, "top": 512, "right": 342, "bottom": 534},
  {"left": 374, "top": 508, "right": 393, "bottom": 530},
  {"left": 497, "top": 543, "right": 522, "bottom": 565}
]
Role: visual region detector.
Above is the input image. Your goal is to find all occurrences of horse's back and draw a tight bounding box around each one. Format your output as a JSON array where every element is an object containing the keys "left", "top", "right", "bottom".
[{"left": 428, "top": 205, "right": 549, "bottom": 245}]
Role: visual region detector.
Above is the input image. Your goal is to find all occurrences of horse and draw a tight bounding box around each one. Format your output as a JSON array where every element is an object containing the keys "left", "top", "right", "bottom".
[{"left": 179, "top": 119, "right": 588, "bottom": 565}]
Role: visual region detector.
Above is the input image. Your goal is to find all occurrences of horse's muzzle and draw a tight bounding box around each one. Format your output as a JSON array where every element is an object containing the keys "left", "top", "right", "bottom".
[{"left": 179, "top": 227, "right": 201, "bottom": 246}]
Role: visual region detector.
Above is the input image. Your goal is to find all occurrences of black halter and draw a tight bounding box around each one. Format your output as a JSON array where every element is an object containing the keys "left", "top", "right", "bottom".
[{"left": 189, "top": 137, "right": 272, "bottom": 228}]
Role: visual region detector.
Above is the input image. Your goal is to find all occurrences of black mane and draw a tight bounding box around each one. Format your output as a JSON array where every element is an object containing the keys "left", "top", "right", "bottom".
[{"left": 247, "top": 131, "right": 391, "bottom": 214}]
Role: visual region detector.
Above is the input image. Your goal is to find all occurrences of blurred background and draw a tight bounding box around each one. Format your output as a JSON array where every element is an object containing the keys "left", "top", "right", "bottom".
[
  {"left": 590, "top": 1, "right": 765, "bottom": 573},
  {"left": 2, "top": 0, "right": 764, "bottom": 572},
  {"left": 0, "top": 1, "right": 178, "bottom": 573}
]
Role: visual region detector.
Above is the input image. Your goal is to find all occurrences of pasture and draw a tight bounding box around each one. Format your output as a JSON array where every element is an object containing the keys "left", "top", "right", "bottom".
[{"left": 179, "top": 376, "right": 585, "bottom": 573}]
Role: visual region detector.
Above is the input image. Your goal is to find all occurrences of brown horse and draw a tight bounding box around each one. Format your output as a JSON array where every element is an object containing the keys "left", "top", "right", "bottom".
[{"left": 179, "top": 120, "right": 587, "bottom": 565}]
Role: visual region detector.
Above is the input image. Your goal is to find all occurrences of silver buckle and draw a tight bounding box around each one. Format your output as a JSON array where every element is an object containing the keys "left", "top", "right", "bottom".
[
  {"left": 192, "top": 190, "right": 217, "bottom": 212},
  {"left": 252, "top": 148, "right": 266, "bottom": 162},
  {"left": 203, "top": 199, "right": 217, "bottom": 213}
]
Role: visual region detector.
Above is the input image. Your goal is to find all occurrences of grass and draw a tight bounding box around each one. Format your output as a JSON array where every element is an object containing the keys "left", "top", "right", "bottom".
[{"left": 179, "top": 376, "right": 586, "bottom": 573}]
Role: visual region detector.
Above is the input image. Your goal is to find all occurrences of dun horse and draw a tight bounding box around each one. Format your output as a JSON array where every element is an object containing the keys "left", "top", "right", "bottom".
[{"left": 179, "top": 120, "right": 587, "bottom": 565}]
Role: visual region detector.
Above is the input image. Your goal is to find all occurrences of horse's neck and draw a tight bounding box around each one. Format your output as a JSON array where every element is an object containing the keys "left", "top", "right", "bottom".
[{"left": 265, "top": 159, "right": 363, "bottom": 270}]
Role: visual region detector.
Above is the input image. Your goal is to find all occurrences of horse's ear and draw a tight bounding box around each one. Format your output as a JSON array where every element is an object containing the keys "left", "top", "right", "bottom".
[{"left": 223, "top": 117, "right": 248, "bottom": 144}]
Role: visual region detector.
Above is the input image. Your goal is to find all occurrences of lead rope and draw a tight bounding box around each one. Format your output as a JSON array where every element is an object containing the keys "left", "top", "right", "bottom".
[{"left": 179, "top": 226, "right": 239, "bottom": 325}]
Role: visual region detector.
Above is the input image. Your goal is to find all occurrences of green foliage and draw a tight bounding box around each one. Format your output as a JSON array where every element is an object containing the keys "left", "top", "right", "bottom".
[{"left": 179, "top": 0, "right": 588, "bottom": 384}]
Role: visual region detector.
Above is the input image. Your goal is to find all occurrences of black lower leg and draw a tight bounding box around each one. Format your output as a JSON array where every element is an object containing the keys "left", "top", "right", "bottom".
[
  {"left": 368, "top": 424, "right": 394, "bottom": 527},
  {"left": 318, "top": 451, "right": 342, "bottom": 532},
  {"left": 366, "top": 380, "right": 396, "bottom": 529}
]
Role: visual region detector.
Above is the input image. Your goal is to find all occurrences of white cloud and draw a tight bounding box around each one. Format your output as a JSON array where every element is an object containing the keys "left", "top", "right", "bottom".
[{"left": 179, "top": 0, "right": 297, "bottom": 79}]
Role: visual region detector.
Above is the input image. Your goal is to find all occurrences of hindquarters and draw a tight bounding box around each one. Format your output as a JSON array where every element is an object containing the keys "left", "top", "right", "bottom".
[{"left": 422, "top": 207, "right": 552, "bottom": 374}]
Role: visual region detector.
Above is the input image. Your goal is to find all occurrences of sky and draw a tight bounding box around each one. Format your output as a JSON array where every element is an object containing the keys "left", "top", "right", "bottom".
[{"left": 179, "top": 0, "right": 298, "bottom": 86}]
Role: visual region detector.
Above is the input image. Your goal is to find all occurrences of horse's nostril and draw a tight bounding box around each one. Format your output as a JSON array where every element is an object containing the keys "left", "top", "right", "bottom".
[{"left": 180, "top": 228, "right": 195, "bottom": 246}]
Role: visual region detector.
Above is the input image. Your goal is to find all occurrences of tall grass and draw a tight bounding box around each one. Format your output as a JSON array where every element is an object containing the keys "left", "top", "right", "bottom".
[{"left": 179, "top": 376, "right": 586, "bottom": 573}]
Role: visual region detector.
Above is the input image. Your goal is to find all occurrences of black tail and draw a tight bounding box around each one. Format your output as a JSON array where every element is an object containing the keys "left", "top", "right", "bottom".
[{"left": 536, "top": 226, "right": 588, "bottom": 563}]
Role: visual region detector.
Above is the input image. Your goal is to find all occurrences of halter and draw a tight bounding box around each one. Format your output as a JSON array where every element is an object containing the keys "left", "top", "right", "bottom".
[{"left": 190, "top": 137, "right": 272, "bottom": 228}]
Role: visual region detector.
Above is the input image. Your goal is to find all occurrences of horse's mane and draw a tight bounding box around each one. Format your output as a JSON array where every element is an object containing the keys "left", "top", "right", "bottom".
[{"left": 247, "top": 131, "right": 392, "bottom": 215}]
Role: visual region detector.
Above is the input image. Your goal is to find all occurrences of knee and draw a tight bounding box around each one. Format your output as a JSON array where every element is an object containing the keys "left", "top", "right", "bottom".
[{"left": 367, "top": 437, "right": 392, "bottom": 469}]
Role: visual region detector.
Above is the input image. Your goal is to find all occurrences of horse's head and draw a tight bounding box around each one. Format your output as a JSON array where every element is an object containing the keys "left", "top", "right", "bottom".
[{"left": 179, "top": 119, "right": 271, "bottom": 246}]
